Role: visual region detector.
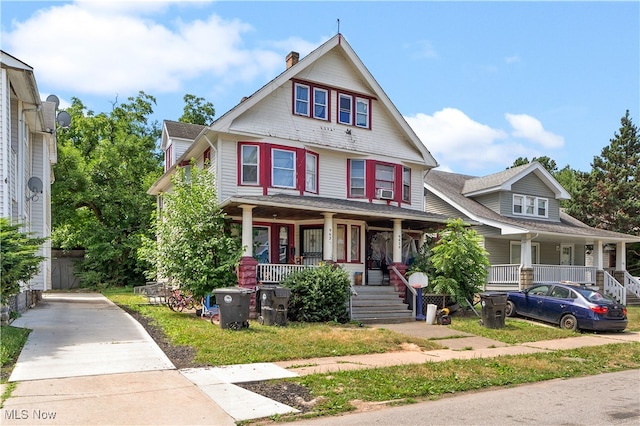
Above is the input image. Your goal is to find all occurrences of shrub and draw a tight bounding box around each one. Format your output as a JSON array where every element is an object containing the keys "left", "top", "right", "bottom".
[{"left": 281, "top": 264, "right": 351, "bottom": 323}]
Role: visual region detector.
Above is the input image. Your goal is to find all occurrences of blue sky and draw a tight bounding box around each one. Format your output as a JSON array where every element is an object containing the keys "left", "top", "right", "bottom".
[{"left": 2, "top": 1, "right": 638, "bottom": 176}]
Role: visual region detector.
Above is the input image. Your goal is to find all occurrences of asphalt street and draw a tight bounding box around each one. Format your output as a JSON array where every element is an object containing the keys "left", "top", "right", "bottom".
[{"left": 286, "top": 369, "right": 640, "bottom": 426}]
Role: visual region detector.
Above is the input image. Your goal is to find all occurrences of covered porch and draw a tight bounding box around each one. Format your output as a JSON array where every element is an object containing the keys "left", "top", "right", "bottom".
[
  {"left": 486, "top": 238, "right": 640, "bottom": 305},
  {"left": 220, "top": 194, "right": 450, "bottom": 289}
]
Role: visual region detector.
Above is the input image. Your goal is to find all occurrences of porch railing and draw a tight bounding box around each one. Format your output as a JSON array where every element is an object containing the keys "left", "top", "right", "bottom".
[
  {"left": 486, "top": 264, "right": 598, "bottom": 290},
  {"left": 257, "top": 263, "right": 316, "bottom": 284},
  {"left": 624, "top": 271, "right": 640, "bottom": 299},
  {"left": 486, "top": 264, "right": 521, "bottom": 290},
  {"left": 603, "top": 271, "right": 626, "bottom": 305},
  {"left": 390, "top": 266, "right": 416, "bottom": 320},
  {"left": 534, "top": 265, "right": 596, "bottom": 285}
]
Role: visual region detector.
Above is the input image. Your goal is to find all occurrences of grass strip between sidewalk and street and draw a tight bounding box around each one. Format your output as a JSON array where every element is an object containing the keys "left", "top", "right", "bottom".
[{"left": 270, "top": 342, "right": 640, "bottom": 421}]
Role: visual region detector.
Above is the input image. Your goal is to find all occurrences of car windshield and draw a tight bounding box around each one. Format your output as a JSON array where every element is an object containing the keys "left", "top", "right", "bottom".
[{"left": 575, "top": 288, "right": 609, "bottom": 303}]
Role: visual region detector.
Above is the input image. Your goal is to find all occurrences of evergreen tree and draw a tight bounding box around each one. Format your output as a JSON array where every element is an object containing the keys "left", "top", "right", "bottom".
[{"left": 566, "top": 111, "right": 639, "bottom": 235}]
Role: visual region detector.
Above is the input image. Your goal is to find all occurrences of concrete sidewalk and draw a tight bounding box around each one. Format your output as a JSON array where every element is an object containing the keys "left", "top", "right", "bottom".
[{"left": 2, "top": 293, "right": 638, "bottom": 425}]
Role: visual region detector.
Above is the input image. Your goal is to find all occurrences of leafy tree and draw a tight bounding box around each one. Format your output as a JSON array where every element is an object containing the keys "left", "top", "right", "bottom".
[
  {"left": 429, "top": 219, "right": 490, "bottom": 306},
  {"left": 179, "top": 94, "right": 215, "bottom": 125},
  {"left": 139, "top": 164, "right": 243, "bottom": 298},
  {"left": 51, "top": 92, "right": 163, "bottom": 287},
  {"left": 281, "top": 264, "right": 351, "bottom": 323},
  {"left": 0, "top": 219, "right": 46, "bottom": 304}
]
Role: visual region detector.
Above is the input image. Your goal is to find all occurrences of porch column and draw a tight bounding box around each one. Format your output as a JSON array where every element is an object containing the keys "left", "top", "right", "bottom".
[
  {"left": 323, "top": 213, "right": 334, "bottom": 262},
  {"left": 593, "top": 240, "right": 604, "bottom": 270},
  {"left": 520, "top": 235, "right": 532, "bottom": 268},
  {"left": 616, "top": 242, "right": 626, "bottom": 271},
  {"left": 239, "top": 204, "right": 255, "bottom": 257},
  {"left": 392, "top": 219, "right": 402, "bottom": 263},
  {"left": 238, "top": 204, "right": 258, "bottom": 318}
]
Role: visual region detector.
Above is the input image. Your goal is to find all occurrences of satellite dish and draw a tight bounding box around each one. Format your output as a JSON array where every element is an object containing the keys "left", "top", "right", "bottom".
[
  {"left": 46, "top": 94, "right": 60, "bottom": 110},
  {"left": 28, "top": 177, "right": 43, "bottom": 194},
  {"left": 57, "top": 111, "right": 71, "bottom": 128}
]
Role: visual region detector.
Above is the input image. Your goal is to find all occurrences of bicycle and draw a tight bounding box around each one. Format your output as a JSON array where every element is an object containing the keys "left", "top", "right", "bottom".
[{"left": 167, "top": 289, "right": 200, "bottom": 312}]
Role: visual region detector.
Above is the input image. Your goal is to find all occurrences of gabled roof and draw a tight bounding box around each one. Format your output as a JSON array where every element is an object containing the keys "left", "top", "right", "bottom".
[
  {"left": 462, "top": 162, "right": 570, "bottom": 200},
  {"left": 425, "top": 169, "right": 640, "bottom": 243},
  {"left": 191, "top": 33, "right": 437, "bottom": 167},
  {"left": 164, "top": 120, "right": 205, "bottom": 140}
]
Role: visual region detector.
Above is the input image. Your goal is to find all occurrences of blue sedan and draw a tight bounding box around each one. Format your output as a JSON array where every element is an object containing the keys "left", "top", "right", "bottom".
[{"left": 505, "top": 282, "right": 627, "bottom": 332}]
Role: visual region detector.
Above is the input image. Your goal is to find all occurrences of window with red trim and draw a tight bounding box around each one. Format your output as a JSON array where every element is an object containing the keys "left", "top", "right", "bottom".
[
  {"left": 294, "top": 81, "right": 329, "bottom": 121},
  {"left": 402, "top": 167, "right": 411, "bottom": 203},
  {"left": 305, "top": 152, "right": 318, "bottom": 193},
  {"left": 336, "top": 225, "right": 346, "bottom": 262},
  {"left": 350, "top": 225, "right": 360, "bottom": 262},
  {"left": 240, "top": 144, "right": 259, "bottom": 185},
  {"left": 203, "top": 147, "right": 211, "bottom": 168},
  {"left": 348, "top": 159, "right": 366, "bottom": 198}
]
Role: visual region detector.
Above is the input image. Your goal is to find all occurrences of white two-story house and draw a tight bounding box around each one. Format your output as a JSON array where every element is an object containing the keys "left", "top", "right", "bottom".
[
  {"left": 148, "top": 34, "right": 452, "bottom": 319},
  {"left": 424, "top": 163, "right": 640, "bottom": 304},
  {"left": 1, "top": 51, "right": 58, "bottom": 314}
]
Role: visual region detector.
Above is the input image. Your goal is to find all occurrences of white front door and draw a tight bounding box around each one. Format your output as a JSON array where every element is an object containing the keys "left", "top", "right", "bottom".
[{"left": 560, "top": 244, "right": 574, "bottom": 265}]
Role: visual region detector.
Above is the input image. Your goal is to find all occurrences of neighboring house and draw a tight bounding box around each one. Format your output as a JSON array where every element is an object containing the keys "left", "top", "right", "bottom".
[
  {"left": 1, "top": 51, "right": 58, "bottom": 312},
  {"left": 424, "top": 163, "right": 640, "bottom": 304},
  {"left": 148, "top": 34, "right": 452, "bottom": 320}
]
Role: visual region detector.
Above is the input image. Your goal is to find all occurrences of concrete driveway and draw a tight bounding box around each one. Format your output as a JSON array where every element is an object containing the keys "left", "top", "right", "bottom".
[{"left": 9, "top": 292, "right": 174, "bottom": 381}]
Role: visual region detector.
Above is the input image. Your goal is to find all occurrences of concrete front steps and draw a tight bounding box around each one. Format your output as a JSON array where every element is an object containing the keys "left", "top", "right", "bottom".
[{"left": 350, "top": 285, "right": 412, "bottom": 324}]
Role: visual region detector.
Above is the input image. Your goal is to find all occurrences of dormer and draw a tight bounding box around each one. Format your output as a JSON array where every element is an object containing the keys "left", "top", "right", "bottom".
[{"left": 461, "top": 162, "right": 571, "bottom": 222}]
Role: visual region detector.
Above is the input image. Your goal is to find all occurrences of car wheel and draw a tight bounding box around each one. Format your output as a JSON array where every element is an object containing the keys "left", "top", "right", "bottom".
[
  {"left": 505, "top": 300, "right": 516, "bottom": 317},
  {"left": 560, "top": 314, "right": 578, "bottom": 331}
]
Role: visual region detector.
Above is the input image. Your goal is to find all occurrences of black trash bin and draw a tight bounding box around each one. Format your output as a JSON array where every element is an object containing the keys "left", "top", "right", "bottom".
[
  {"left": 214, "top": 287, "right": 252, "bottom": 330},
  {"left": 480, "top": 292, "right": 508, "bottom": 329},
  {"left": 257, "top": 285, "right": 291, "bottom": 326}
]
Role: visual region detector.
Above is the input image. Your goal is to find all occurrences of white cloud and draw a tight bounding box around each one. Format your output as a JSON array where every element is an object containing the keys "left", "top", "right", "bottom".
[
  {"left": 504, "top": 55, "right": 520, "bottom": 64},
  {"left": 406, "top": 108, "right": 548, "bottom": 174},
  {"left": 505, "top": 113, "right": 564, "bottom": 148},
  {"left": 0, "top": 1, "right": 284, "bottom": 96}
]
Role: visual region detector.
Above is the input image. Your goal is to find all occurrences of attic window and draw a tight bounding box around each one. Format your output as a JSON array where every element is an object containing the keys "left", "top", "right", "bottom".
[
  {"left": 293, "top": 81, "right": 329, "bottom": 121},
  {"left": 513, "top": 194, "right": 548, "bottom": 218}
]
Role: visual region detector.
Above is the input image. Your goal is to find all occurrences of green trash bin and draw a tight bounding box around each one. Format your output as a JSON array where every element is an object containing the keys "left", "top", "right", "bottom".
[
  {"left": 214, "top": 287, "right": 252, "bottom": 330},
  {"left": 480, "top": 292, "right": 508, "bottom": 329},
  {"left": 257, "top": 285, "right": 291, "bottom": 326}
]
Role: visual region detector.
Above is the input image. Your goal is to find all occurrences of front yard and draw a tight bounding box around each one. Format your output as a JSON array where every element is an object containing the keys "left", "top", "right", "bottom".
[{"left": 2, "top": 288, "right": 639, "bottom": 421}]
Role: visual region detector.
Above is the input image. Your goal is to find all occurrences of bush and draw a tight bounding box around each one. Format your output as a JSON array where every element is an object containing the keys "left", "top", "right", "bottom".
[{"left": 281, "top": 264, "right": 351, "bottom": 323}]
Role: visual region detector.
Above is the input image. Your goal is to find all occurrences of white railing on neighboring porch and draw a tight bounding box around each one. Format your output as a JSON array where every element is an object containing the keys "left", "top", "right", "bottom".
[
  {"left": 624, "top": 272, "right": 640, "bottom": 299},
  {"left": 486, "top": 264, "right": 521, "bottom": 290},
  {"left": 257, "top": 264, "right": 316, "bottom": 284},
  {"left": 604, "top": 271, "right": 626, "bottom": 305},
  {"left": 534, "top": 265, "right": 596, "bottom": 285},
  {"left": 486, "top": 264, "right": 597, "bottom": 291}
]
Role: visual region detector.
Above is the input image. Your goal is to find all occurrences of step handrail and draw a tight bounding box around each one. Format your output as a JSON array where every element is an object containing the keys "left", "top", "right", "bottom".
[{"left": 390, "top": 266, "right": 416, "bottom": 320}]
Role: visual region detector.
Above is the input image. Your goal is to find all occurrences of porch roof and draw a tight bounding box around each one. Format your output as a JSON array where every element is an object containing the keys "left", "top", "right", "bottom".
[
  {"left": 425, "top": 170, "right": 640, "bottom": 243},
  {"left": 220, "top": 194, "right": 461, "bottom": 231}
]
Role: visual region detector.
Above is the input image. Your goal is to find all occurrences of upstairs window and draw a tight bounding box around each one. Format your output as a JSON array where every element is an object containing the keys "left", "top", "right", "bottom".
[
  {"left": 513, "top": 194, "right": 548, "bottom": 218},
  {"left": 375, "top": 164, "right": 395, "bottom": 192},
  {"left": 294, "top": 83, "right": 310, "bottom": 116},
  {"left": 203, "top": 147, "right": 211, "bottom": 168},
  {"left": 305, "top": 152, "right": 318, "bottom": 193},
  {"left": 164, "top": 144, "right": 173, "bottom": 172},
  {"left": 349, "top": 159, "right": 366, "bottom": 198},
  {"left": 241, "top": 145, "right": 259, "bottom": 185},
  {"left": 355, "top": 97, "right": 369, "bottom": 128},
  {"left": 313, "top": 88, "right": 328, "bottom": 120},
  {"left": 272, "top": 149, "right": 296, "bottom": 188},
  {"left": 402, "top": 167, "right": 411, "bottom": 202},
  {"left": 338, "top": 94, "right": 352, "bottom": 125}
]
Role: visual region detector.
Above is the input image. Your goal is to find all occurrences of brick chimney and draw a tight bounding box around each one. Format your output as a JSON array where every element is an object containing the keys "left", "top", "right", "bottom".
[{"left": 286, "top": 51, "right": 299, "bottom": 69}]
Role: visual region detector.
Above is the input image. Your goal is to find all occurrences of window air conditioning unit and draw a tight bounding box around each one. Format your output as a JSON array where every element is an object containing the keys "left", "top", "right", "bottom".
[{"left": 376, "top": 189, "right": 394, "bottom": 200}]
